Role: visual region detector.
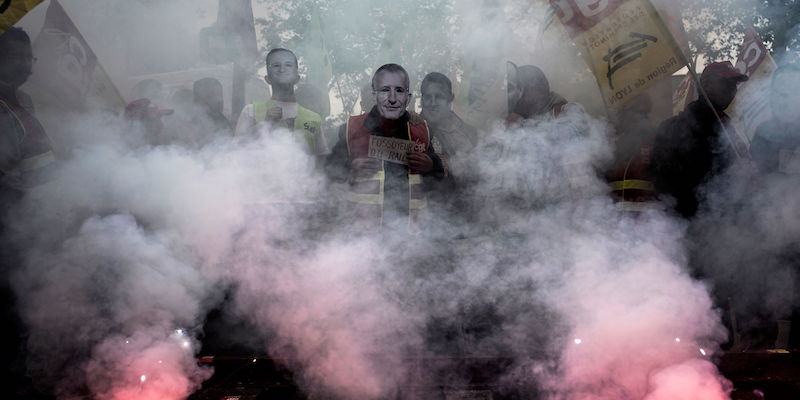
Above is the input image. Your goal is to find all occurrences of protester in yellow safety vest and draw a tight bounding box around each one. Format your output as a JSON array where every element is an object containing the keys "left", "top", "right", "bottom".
[
  {"left": 606, "top": 95, "right": 662, "bottom": 212},
  {"left": 234, "top": 48, "right": 330, "bottom": 160},
  {"left": 325, "top": 63, "right": 445, "bottom": 233},
  {"left": 0, "top": 27, "right": 56, "bottom": 198}
]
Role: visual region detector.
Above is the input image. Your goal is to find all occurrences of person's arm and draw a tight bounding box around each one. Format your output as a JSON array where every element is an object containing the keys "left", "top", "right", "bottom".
[
  {"left": 424, "top": 142, "right": 445, "bottom": 179},
  {"left": 406, "top": 133, "right": 444, "bottom": 179},
  {"left": 233, "top": 104, "right": 255, "bottom": 137},
  {"left": 324, "top": 124, "right": 351, "bottom": 183}
]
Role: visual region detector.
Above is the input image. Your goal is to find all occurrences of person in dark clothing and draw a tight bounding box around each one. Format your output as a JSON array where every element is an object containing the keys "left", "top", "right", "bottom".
[
  {"left": 650, "top": 61, "right": 748, "bottom": 218},
  {"left": 506, "top": 63, "right": 571, "bottom": 124},
  {"left": 421, "top": 72, "right": 478, "bottom": 157},
  {"left": 606, "top": 95, "right": 661, "bottom": 212},
  {"left": 193, "top": 77, "right": 233, "bottom": 139},
  {"left": 0, "top": 27, "right": 57, "bottom": 399},
  {"left": 420, "top": 72, "right": 477, "bottom": 224},
  {"left": 325, "top": 63, "right": 445, "bottom": 233}
]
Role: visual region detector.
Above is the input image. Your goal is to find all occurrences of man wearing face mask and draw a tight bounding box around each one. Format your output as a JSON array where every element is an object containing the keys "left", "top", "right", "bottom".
[
  {"left": 650, "top": 61, "right": 748, "bottom": 218},
  {"left": 0, "top": 27, "right": 56, "bottom": 196},
  {"left": 235, "top": 48, "right": 329, "bottom": 159},
  {"left": 326, "top": 64, "right": 445, "bottom": 232},
  {"left": 193, "top": 77, "right": 232, "bottom": 139}
]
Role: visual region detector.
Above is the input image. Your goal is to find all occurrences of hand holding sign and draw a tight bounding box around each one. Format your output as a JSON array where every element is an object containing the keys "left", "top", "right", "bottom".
[{"left": 407, "top": 151, "right": 433, "bottom": 173}]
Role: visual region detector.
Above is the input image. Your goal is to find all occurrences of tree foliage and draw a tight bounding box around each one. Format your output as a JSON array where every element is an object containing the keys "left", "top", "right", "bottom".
[
  {"left": 682, "top": 0, "right": 800, "bottom": 63},
  {"left": 255, "top": 0, "right": 459, "bottom": 122}
]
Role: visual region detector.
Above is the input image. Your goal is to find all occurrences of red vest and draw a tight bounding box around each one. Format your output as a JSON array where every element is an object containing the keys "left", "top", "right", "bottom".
[{"left": 345, "top": 113, "right": 430, "bottom": 231}]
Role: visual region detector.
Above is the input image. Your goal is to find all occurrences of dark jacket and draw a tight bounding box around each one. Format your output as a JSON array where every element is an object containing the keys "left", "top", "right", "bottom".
[{"left": 650, "top": 100, "right": 733, "bottom": 218}]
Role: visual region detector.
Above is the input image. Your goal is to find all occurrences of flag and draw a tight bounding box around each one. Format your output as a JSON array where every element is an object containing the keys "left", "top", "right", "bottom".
[
  {"left": 0, "top": 0, "right": 42, "bottom": 36},
  {"left": 671, "top": 73, "right": 695, "bottom": 116},
  {"left": 727, "top": 26, "right": 777, "bottom": 148},
  {"left": 24, "top": 0, "right": 124, "bottom": 112},
  {"left": 299, "top": 8, "right": 333, "bottom": 117},
  {"left": 453, "top": 53, "right": 508, "bottom": 132},
  {"left": 201, "top": 0, "right": 258, "bottom": 66},
  {"left": 550, "top": 0, "right": 686, "bottom": 110},
  {"left": 200, "top": 0, "right": 258, "bottom": 120}
]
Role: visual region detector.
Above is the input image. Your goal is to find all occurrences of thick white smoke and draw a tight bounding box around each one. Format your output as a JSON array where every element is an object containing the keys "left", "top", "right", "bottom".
[{"left": 6, "top": 1, "right": 768, "bottom": 399}]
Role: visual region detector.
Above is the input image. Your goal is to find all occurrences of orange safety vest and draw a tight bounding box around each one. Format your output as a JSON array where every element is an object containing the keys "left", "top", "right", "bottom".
[{"left": 345, "top": 113, "right": 429, "bottom": 231}]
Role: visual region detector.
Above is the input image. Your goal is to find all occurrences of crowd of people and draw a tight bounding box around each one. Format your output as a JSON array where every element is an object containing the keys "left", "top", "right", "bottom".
[{"left": 2, "top": 24, "right": 800, "bottom": 397}]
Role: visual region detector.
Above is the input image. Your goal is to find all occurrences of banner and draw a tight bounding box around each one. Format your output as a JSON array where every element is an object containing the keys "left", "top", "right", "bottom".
[
  {"left": 550, "top": 0, "right": 686, "bottom": 109},
  {"left": 24, "top": 0, "right": 124, "bottom": 112},
  {"left": 453, "top": 53, "right": 508, "bottom": 132},
  {"left": 727, "top": 26, "right": 777, "bottom": 147},
  {"left": 0, "top": 0, "right": 42, "bottom": 36}
]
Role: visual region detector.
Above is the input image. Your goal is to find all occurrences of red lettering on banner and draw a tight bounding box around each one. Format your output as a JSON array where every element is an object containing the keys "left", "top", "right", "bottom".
[
  {"left": 550, "top": 0, "right": 627, "bottom": 36},
  {"left": 734, "top": 26, "right": 767, "bottom": 76}
]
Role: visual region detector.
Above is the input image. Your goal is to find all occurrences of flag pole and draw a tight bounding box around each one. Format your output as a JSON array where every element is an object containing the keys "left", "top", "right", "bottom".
[{"left": 643, "top": 0, "right": 748, "bottom": 159}]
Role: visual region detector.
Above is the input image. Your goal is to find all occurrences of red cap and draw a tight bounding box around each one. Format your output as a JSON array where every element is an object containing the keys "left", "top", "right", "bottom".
[
  {"left": 701, "top": 61, "right": 749, "bottom": 82},
  {"left": 124, "top": 98, "right": 173, "bottom": 119}
]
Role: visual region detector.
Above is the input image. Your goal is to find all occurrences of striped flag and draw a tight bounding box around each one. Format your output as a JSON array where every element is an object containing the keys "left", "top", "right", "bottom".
[
  {"left": 0, "top": 0, "right": 42, "bottom": 36},
  {"left": 672, "top": 74, "right": 695, "bottom": 116},
  {"left": 23, "top": 0, "right": 124, "bottom": 112},
  {"left": 727, "top": 26, "right": 778, "bottom": 148}
]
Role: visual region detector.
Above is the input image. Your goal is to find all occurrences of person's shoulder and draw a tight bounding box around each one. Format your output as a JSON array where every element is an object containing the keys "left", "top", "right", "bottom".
[
  {"left": 297, "top": 104, "right": 323, "bottom": 122},
  {"left": 561, "top": 101, "right": 585, "bottom": 114},
  {"left": 239, "top": 103, "right": 255, "bottom": 115},
  {"left": 407, "top": 110, "right": 426, "bottom": 127}
]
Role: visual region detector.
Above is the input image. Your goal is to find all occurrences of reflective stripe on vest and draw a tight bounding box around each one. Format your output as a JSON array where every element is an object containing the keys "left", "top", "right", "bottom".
[
  {"left": 345, "top": 113, "right": 429, "bottom": 227},
  {"left": 0, "top": 98, "right": 55, "bottom": 176},
  {"left": 253, "top": 100, "right": 322, "bottom": 153},
  {"left": 609, "top": 179, "right": 654, "bottom": 191}
]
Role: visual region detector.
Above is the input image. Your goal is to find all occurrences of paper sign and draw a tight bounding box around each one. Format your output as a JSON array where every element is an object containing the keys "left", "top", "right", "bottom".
[{"left": 368, "top": 136, "right": 412, "bottom": 165}]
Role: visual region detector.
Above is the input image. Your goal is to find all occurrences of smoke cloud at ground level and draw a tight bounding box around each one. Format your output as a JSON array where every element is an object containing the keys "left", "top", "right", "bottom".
[{"left": 1, "top": 100, "right": 736, "bottom": 399}]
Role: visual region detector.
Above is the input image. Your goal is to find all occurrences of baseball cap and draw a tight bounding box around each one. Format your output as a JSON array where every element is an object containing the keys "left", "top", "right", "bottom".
[
  {"left": 124, "top": 98, "right": 174, "bottom": 119},
  {"left": 701, "top": 61, "right": 749, "bottom": 82}
]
